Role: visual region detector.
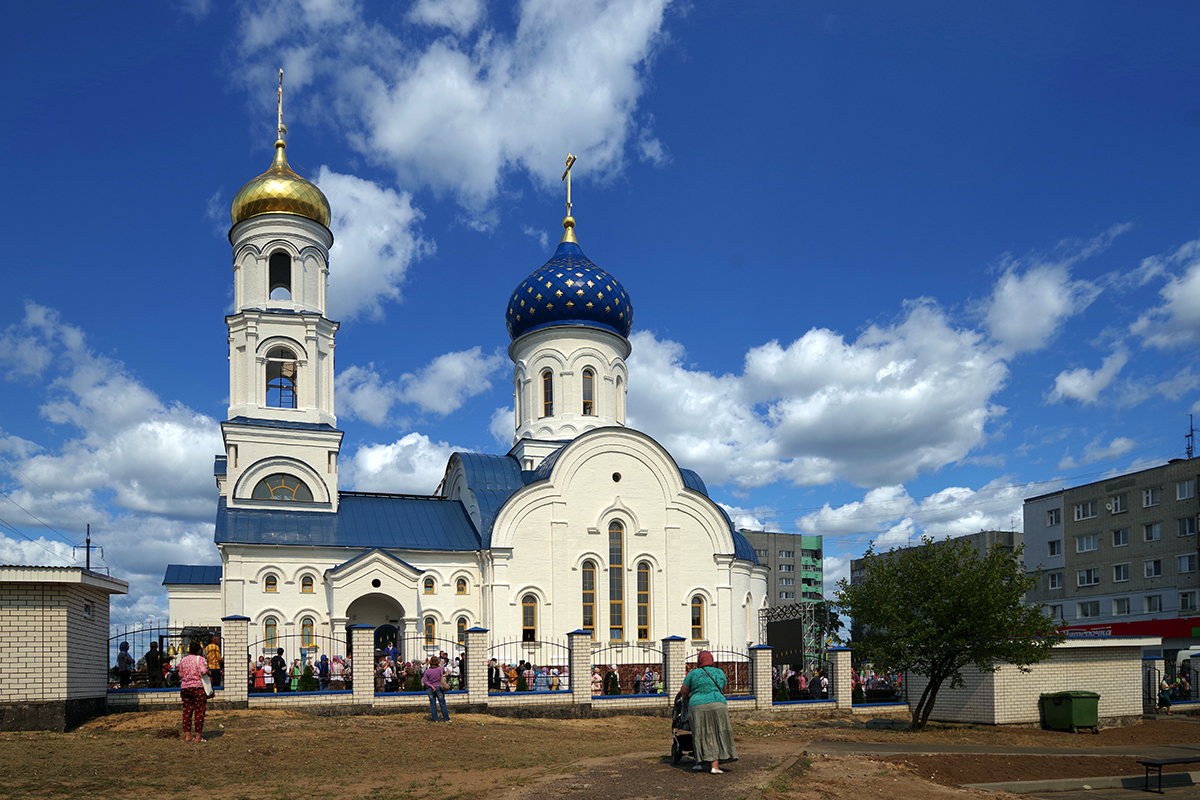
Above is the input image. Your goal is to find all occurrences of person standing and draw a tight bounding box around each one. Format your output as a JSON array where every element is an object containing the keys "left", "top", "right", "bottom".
[
  {"left": 487, "top": 658, "right": 502, "bottom": 691},
  {"left": 116, "top": 642, "right": 134, "bottom": 688},
  {"left": 205, "top": 634, "right": 223, "bottom": 688},
  {"left": 179, "top": 640, "right": 210, "bottom": 743},
  {"left": 145, "top": 642, "right": 166, "bottom": 688},
  {"left": 270, "top": 648, "right": 288, "bottom": 693},
  {"left": 680, "top": 650, "right": 738, "bottom": 774},
  {"left": 422, "top": 655, "right": 450, "bottom": 721}
]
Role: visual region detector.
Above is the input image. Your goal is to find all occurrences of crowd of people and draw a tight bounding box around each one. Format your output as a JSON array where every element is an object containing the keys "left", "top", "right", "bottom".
[
  {"left": 250, "top": 651, "right": 350, "bottom": 692},
  {"left": 373, "top": 648, "right": 464, "bottom": 693},
  {"left": 588, "top": 664, "right": 661, "bottom": 695},
  {"left": 485, "top": 658, "right": 570, "bottom": 692},
  {"left": 770, "top": 665, "right": 831, "bottom": 700},
  {"left": 112, "top": 634, "right": 224, "bottom": 690}
]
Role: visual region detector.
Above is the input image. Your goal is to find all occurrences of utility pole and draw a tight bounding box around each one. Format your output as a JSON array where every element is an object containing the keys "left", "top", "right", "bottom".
[{"left": 1187, "top": 414, "right": 1195, "bottom": 460}]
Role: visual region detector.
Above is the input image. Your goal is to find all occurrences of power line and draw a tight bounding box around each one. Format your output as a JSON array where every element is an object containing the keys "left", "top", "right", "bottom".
[
  {"left": 0, "top": 513, "right": 76, "bottom": 566},
  {"left": 0, "top": 489, "right": 81, "bottom": 548}
]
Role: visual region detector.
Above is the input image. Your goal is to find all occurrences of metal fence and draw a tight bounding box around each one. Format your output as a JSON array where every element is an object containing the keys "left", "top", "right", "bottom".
[
  {"left": 488, "top": 638, "right": 572, "bottom": 692},
  {"left": 248, "top": 631, "right": 352, "bottom": 693},
  {"left": 108, "top": 624, "right": 221, "bottom": 689},
  {"left": 590, "top": 641, "right": 665, "bottom": 695},
  {"left": 686, "top": 648, "right": 751, "bottom": 696},
  {"left": 850, "top": 664, "right": 905, "bottom": 705},
  {"left": 373, "top": 635, "right": 466, "bottom": 693}
]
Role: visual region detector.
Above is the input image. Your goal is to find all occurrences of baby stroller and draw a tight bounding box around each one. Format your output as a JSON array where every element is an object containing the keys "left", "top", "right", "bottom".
[{"left": 670, "top": 690, "right": 696, "bottom": 765}]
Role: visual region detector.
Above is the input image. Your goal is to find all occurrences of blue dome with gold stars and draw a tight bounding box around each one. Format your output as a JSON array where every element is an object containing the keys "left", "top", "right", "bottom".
[{"left": 506, "top": 240, "right": 633, "bottom": 341}]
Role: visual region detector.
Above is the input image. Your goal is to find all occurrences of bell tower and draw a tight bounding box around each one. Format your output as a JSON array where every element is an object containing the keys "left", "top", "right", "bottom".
[{"left": 217, "top": 71, "right": 343, "bottom": 511}]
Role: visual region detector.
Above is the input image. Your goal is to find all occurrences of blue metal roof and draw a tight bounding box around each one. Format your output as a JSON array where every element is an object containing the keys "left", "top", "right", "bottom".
[
  {"left": 679, "top": 468, "right": 708, "bottom": 496},
  {"left": 214, "top": 493, "right": 480, "bottom": 550},
  {"left": 326, "top": 548, "right": 421, "bottom": 576},
  {"left": 506, "top": 241, "right": 633, "bottom": 340},
  {"left": 225, "top": 416, "right": 340, "bottom": 432},
  {"left": 453, "top": 452, "right": 525, "bottom": 491},
  {"left": 214, "top": 456, "right": 227, "bottom": 476},
  {"left": 163, "top": 564, "right": 223, "bottom": 585}
]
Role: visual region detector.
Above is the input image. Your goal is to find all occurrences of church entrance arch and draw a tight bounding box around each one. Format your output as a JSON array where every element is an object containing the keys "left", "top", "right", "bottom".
[{"left": 346, "top": 593, "right": 406, "bottom": 655}]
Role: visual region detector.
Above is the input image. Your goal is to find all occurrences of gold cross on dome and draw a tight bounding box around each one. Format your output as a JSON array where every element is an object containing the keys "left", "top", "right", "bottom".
[
  {"left": 561, "top": 153, "right": 577, "bottom": 217},
  {"left": 277, "top": 69, "right": 287, "bottom": 140}
]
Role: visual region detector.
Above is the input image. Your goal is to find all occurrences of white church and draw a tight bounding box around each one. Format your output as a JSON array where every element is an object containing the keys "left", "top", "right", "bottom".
[{"left": 165, "top": 100, "right": 768, "bottom": 658}]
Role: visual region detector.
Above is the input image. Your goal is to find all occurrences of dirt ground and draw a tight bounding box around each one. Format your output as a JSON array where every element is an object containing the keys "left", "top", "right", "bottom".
[{"left": 0, "top": 709, "right": 1194, "bottom": 800}]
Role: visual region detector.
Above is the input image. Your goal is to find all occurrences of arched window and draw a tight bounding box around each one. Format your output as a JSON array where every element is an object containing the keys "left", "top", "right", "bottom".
[
  {"left": 581, "top": 560, "right": 596, "bottom": 639},
  {"left": 265, "top": 347, "right": 298, "bottom": 408},
  {"left": 541, "top": 370, "right": 553, "bottom": 417},
  {"left": 268, "top": 251, "right": 292, "bottom": 300},
  {"left": 522, "top": 594, "right": 537, "bottom": 642},
  {"left": 637, "top": 562, "right": 650, "bottom": 641},
  {"left": 457, "top": 617, "right": 467, "bottom": 646},
  {"left": 582, "top": 368, "right": 595, "bottom": 416},
  {"left": 608, "top": 521, "right": 624, "bottom": 641},
  {"left": 691, "top": 595, "right": 704, "bottom": 641},
  {"left": 424, "top": 616, "right": 435, "bottom": 644},
  {"left": 301, "top": 575, "right": 314, "bottom": 593},
  {"left": 252, "top": 473, "right": 313, "bottom": 502},
  {"left": 423, "top": 577, "right": 435, "bottom": 595},
  {"left": 301, "top": 616, "right": 314, "bottom": 646},
  {"left": 264, "top": 616, "right": 277, "bottom": 648},
  {"left": 264, "top": 574, "right": 278, "bottom": 592},
  {"left": 615, "top": 376, "right": 625, "bottom": 423},
  {"left": 456, "top": 578, "right": 467, "bottom": 595}
]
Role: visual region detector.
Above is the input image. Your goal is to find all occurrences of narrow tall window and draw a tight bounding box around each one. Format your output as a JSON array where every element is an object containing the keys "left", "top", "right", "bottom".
[
  {"left": 615, "top": 376, "right": 625, "bottom": 423},
  {"left": 542, "top": 371, "right": 554, "bottom": 417},
  {"left": 265, "top": 347, "right": 298, "bottom": 408},
  {"left": 424, "top": 617, "right": 435, "bottom": 645},
  {"left": 608, "top": 521, "right": 624, "bottom": 640},
  {"left": 522, "top": 594, "right": 537, "bottom": 642},
  {"left": 691, "top": 596, "right": 704, "bottom": 640},
  {"left": 456, "top": 578, "right": 467, "bottom": 595},
  {"left": 264, "top": 616, "right": 277, "bottom": 648},
  {"left": 636, "top": 562, "right": 650, "bottom": 640},
  {"left": 423, "top": 577, "right": 435, "bottom": 594},
  {"left": 301, "top": 575, "right": 314, "bottom": 593},
  {"left": 582, "top": 368, "right": 595, "bottom": 416},
  {"left": 457, "top": 617, "right": 467, "bottom": 647},
  {"left": 582, "top": 560, "right": 596, "bottom": 638},
  {"left": 301, "top": 616, "right": 314, "bottom": 646},
  {"left": 269, "top": 251, "right": 292, "bottom": 300}
]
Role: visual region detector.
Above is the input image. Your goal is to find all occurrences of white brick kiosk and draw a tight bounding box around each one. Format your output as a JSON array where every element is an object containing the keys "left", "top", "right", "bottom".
[{"left": 0, "top": 566, "right": 129, "bottom": 731}]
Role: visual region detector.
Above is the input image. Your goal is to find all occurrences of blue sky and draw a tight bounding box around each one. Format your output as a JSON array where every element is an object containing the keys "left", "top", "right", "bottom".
[{"left": 3, "top": 1, "right": 1200, "bottom": 627}]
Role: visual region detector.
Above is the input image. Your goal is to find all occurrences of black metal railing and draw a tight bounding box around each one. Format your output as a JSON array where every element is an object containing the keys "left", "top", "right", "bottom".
[
  {"left": 248, "top": 632, "right": 352, "bottom": 693},
  {"left": 687, "top": 649, "right": 752, "bottom": 696},
  {"left": 488, "top": 638, "right": 571, "bottom": 692},
  {"left": 372, "top": 635, "right": 466, "bottom": 694},
  {"left": 590, "top": 641, "right": 665, "bottom": 696},
  {"left": 108, "top": 625, "right": 221, "bottom": 689}
]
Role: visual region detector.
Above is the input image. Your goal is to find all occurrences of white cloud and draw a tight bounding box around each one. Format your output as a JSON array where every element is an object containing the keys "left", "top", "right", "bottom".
[
  {"left": 1131, "top": 239, "right": 1200, "bottom": 349},
  {"left": 488, "top": 405, "right": 512, "bottom": 445},
  {"left": 1058, "top": 437, "right": 1137, "bottom": 470},
  {"left": 717, "top": 502, "right": 777, "bottom": 532},
  {"left": 630, "top": 299, "right": 1007, "bottom": 489},
  {"left": 319, "top": 167, "right": 433, "bottom": 320},
  {"left": 1048, "top": 349, "right": 1128, "bottom": 405},
  {"left": 522, "top": 225, "right": 550, "bottom": 251},
  {"left": 343, "top": 432, "right": 460, "bottom": 494},
  {"left": 235, "top": 0, "right": 672, "bottom": 213},
  {"left": 983, "top": 262, "right": 1100, "bottom": 355},
  {"left": 336, "top": 347, "right": 507, "bottom": 425},
  {"left": 407, "top": 0, "right": 485, "bottom": 36}
]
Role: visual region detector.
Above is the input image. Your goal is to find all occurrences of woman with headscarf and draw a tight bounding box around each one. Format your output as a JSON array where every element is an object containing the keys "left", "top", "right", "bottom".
[
  {"left": 680, "top": 650, "right": 738, "bottom": 774},
  {"left": 116, "top": 642, "right": 134, "bottom": 688},
  {"left": 253, "top": 657, "right": 266, "bottom": 692},
  {"left": 178, "top": 640, "right": 210, "bottom": 743},
  {"left": 591, "top": 666, "right": 603, "bottom": 696}
]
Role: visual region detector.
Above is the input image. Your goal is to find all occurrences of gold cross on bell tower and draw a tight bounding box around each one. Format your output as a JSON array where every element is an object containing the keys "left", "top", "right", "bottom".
[
  {"left": 277, "top": 68, "right": 288, "bottom": 141},
  {"left": 560, "top": 153, "right": 578, "bottom": 244}
]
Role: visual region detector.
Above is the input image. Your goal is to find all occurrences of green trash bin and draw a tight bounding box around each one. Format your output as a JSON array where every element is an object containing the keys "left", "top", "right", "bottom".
[{"left": 1041, "top": 691, "right": 1100, "bottom": 733}]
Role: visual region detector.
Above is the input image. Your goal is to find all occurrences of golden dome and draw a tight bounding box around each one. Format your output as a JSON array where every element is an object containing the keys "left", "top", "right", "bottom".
[{"left": 230, "top": 138, "right": 331, "bottom": 228}]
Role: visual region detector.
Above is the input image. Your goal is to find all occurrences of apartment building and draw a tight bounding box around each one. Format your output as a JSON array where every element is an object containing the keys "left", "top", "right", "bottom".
[
  {"left": 738, "top": 530, "right": 824, "bottom": 604},
  {"left": 1023, "top": 457, "right": 1200, "bottom": 655}
]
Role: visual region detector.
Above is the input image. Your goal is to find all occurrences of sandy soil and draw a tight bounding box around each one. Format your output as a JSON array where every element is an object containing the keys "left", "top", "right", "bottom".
[{"left": 0, "top": 709, "right": 1192, "bottom": 800}]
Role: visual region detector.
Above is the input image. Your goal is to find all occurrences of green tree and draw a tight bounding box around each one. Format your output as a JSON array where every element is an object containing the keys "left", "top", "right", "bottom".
[
  {"left": 812, "top": 601, "right": 845, "bottom": 647},
  {"left": 835, "top": 536, "right": 1063, "bottom": 731}
]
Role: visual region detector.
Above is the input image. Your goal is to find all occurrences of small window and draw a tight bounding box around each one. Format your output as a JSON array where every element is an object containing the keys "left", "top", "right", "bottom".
[
  {"left": 1180, "top": 554, "right": 1197, "bottom": 574},
  {"left": 779, "top": 591, "right": 795, "bottom": 600},
  {"left": 691, "top": 595, "right": 704, "bottom": 640},
  {"left": 779, "top": 564, "right": 794, "bottom": 572},
  {"left": 1048, "top": 540, "right": 1062, "bottom": 557},
  {"left": 582, "top": 368, "right": 595, "bottom": 416},
  {"left": 1109, "top": 494, "right": 1127, "bottom": 514},
  {"left": 582, "top": 559, "right": 596, "bottom": 638},
  {"left": 754, "top": 549, "right": 768, "bottom": 559},
  {"left": 1113, "top": 563, "right": 1129, "bottom": 582},
  {"left": 541, "top": 371, "right": 553, "bottom": 417},
  {"left": 457, "top": 617, "right": 467, "bottom": 647},
  {"left": 301, "top": 616, "right": 314, "bottom": 646},
  {"left": 1077, "top": 568, "right": 1100, "bottom": 587},
  {"left": 423, "top": 577, "right": 435, "bottom": 595},
  {"left": 1048, "top": 604, "right": 1063, "bottom": 620},
  {"left": 1146, "top": 595, "right": 1164, "bottom": 613},
  {"left": 522, "top": 594, "right": 537, "bottom": 642},
  {"left": 264, "top": 616, "right": 278, "bottom": 648},
  {"left": 268, "top": 251, "right": 292, "bottom": 300},
  {"left": 1113, "top": 598, "right": 1131, "bottom": 616},
  {"left": 265, "top": 347, "right": 298, "bottom": 409},
  {"left": 1145, "top": 559, "right": 1163, "bottom": 578},
  {"left": 264, "top": 574, "right": 278, "bottom": 592},
  {"left": 301, "top": 575, "right": 314, "bottom": 593},
  {"left": 1181, "top": 592, "right": 1198, "bottom": 612},
  {"left": 1178, "top": 480, "right": 1195, "bottom": 501},
  {"left": 1048, "top": 572, "right": 1063, "bottom": 590},
  {"left": 252, "top": 473, "right": 314, "bottom": 502},
  {"left": 1047, "top": 508, "right": 1062, "bottom": 526},
  {"left": 82, "top": 601, "right": 93, "bottom": 619},
  {"left": 1076, "top": 534, "right": 1098, "bottom": 553},
  {"left": 779, "top": 577, "right": 795, "bottom": 586},
  {"left": 1145, "top": 523, "right": 1162, "bottom": 542},
  {"left": 456, "top": 578, "right": 467, "bottom": 595},
  {"left": 1113, "top": 529, "right": 1129, "bottom": 547},
  {"left": 779, "top": 550, "right": 794, "bottom": 559},
  {"left": 1178, "top": 518, "right": 1197, "bottom": 537},
  {"left": 424, "top": 617, "right": 435, "bottom": 645},
  {"left": 1144, "top": 487, "right": 1161, "bottom": 507},
  {"left": 1077, "top": 601, "right": 1100, "bottom": 618},
  {"left": 1074, "top": 502, "right": 1097, "bottom": 521},
  {"left": 636, "top": 562, "right": 650, "bottom": 641}
]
